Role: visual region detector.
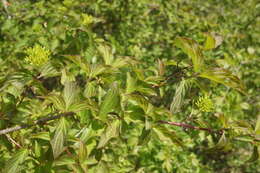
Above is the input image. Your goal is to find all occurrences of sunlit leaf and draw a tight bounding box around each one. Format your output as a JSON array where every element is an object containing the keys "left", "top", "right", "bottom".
[
  {"left": 175, "top": 37, "right": 204, "bottom": 72},
  {"left": 204, "top": 34, "right": 215, "bottom": 50},
  {"left": 199, "top": 68, "right": 246, "bottom": 94},
  {"left": 98, "top": 44, "right": 114, "bottom": 65}
]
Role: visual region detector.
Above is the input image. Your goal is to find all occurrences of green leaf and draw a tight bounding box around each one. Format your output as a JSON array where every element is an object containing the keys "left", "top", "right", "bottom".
[
  {"left": 97, "top": 119, "right": 120, "bottom": 148},
  {"left": 44, "top": 94, "right": 66, "bottom": 111},
  {"left": 246, "top": 146, "right": 259, "bottom": 163},
  {"left": 78, "top": 140, "right": 88, "bottom": 163},
  {"left": 68, "top": 101, "right": 92, "bottom": 112},
  {"left": 39, "top": 62, "right": 59, "bottom": 78},
  {"left": 255, "top": 115, "right": 260, "bottom": 135},
  {"left": 31, "top": 132, "right": 50, "bottom": 141},
  {"left": 153, "top": 126, "right": 183, "bottom": 146},
  {"left": 63, "top": 82, "right": 78, "bottom": 110},
  {"left": 98, "top": 83, "right": 120, "bottom": 121},
  {"left": 138, "top": 128, "right": 152, "bottom": 145},
  {"left": 53, "top": 155, "right": 76, "bottom": 166},
  {"left": 51, "top": 117, "right": 68, "bottom": 159},
  {"left": 95, "top": 161, "right": 109, "bottom": 173},
  {"left": 175, "top": 37, "right": 204, "bottom": 72},
  {"left": 170, "top": 79, "right": 192, "bottom": 113},
  {"left": 84, "top": 81, "right": 97, "bottom": 98},
  {"left": 126, "top": 72, "right": 137, "bottom": 94},
  {"left": 199, "top": 68, "right": 246, "bottom": 94},
  {"left": 204, "top": 33, "right": 216, "bottom": 50},
  {"left": 98, "top": 44, "right": 114, "bottom": 65},
  {"left": 61, "top": 68, "right": 76, "bottom": 85},
  {"left": 4, "top": 149, "right": 29, "bottom": 173}
]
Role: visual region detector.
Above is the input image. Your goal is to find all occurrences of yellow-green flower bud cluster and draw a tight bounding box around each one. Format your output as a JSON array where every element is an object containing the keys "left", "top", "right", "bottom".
[
  {"left": 25, "top": 45, "right": 50, "bottom": 66},
  {"left": 196, "top": 95, "right": 214, "bottom": 112}
]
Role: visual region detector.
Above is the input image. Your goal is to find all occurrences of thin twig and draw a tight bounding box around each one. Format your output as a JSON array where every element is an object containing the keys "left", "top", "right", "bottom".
[
  {"left": 158, "top": 120, "right": 224, "bottom": 134},
  {"left": 0, "top": 112, "right": 74, "bottom": 135},
  {"left": 5, "top": 134, "right": 22, "bottom": 148}
]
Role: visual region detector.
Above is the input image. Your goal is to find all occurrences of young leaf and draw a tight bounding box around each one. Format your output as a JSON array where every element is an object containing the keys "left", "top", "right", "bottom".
[
  {"left": 4, "top": 149, "right": 29, "bottom": 173},
  {"left": 98, "top": 83, "right": 120, "bottom": 122},
  {"left": 175, "top": 37, "right": 204, "bottom": 72},
  {"left": 51, "top": 117, "right": 68, "bottom": 159}
]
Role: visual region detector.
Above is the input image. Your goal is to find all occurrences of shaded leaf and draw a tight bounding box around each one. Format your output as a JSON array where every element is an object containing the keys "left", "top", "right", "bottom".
[
  {"left": 138, "top": 128, "right": 152, "bottom": 145},
  {"left": 246, "top": 146, "right": 259, "bottom": 163}
]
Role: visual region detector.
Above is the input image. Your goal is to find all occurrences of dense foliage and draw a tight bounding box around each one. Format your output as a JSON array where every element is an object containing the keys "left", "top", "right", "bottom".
[{"left": 0, "top": 0, "right": 259, "bottom": 172}]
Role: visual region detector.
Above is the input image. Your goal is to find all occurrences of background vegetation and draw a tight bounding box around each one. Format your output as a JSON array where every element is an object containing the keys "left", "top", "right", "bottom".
[{"left": 0, "top": 0, "right": 259, "bottom": 172}]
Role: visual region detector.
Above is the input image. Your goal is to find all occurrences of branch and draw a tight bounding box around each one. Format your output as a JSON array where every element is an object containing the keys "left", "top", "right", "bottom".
[
  {"left": 0, "top": 112, "right": 74, "bottom": 135},
  {"left": 158, "top": 120, "right": 224, "bottom": 134},
  {"left": 5, "top": 134, "right": 22, "bottom": 148}
]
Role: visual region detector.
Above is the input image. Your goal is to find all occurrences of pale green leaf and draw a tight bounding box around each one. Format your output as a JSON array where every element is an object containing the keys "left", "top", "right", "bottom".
[
  {"left": 4, "top": 149, "right": 29, "bottom": 173},
  {"left": 39, "top": 62, "right": 59, "bottom": 78},
  {"left": 98, "top": 44, "right": 114, "bottom": 65},
  {"left": 126, "top": 72, "right": 137, "bottom": 94},
  {"left": 153, "top": 126, "right": 183, "bottom": 146},
  {"left": 170, "top": 79, "right": 192, "bottom": 113},
  {"left": 51, "top": 117, "right": 68, "bottom": 159},
  {"left": 61, "top": 68, "right": 76, "bottom": 85},
  {"left": 63, "top": 82, "right": 79, "bottom": 110},
  {"left": 84, "top": 81, "right": 97, "bottom": 98},
  {"left": 97, "top": 119, "right": 120, "bottom": 148},
  {"left": 31, "top": 132, "right": 50, "bottom": 141},
  {"left": 68, "top": 101, "right": 92, "bottom": 112},
  {"left": 44, "top": 93, "right": 66, "bottom": 111},
  {"left": 199, "top": 68, "right": 246, "bottom": 94}
]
